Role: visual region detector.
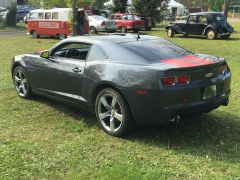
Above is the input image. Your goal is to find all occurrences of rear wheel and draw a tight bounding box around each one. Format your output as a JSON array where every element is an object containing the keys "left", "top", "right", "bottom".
[
  {"left": 95, "top": 88, "right": 133, "bottom": 137},
  {"left": 13, "top": 66, "right": 32, "bottom": 99},
  {"left": 207, "top": 29, "right": 217, "bottom": 40},
  {"left": 167, "top": 28, "right": 174, "bottom": 37},
  {"left": 89, "top": 26, "right": 97, "bottom": 34},
  {"left": 121, "top": 26, "right": 127, "bottom": 33},
  {"left": 32, "top": 30, "right": 39, "bottom": 38}
]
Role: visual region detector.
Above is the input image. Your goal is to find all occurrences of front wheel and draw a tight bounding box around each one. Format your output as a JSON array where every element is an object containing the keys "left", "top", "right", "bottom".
[
  {"left": 207, "top": 30, "right": 217, "bottom": 40},
  {"left": 13, "top": 66, "right": 32, "bottom": 99},
  {"left": 167, "top": 28, "right": 174, "bottom": 37},
  {"left": 32, "top": 30, "right": 39, "bottom": 38},
  {"left": 95, "top": 88, "right": 133, "bottom": 137},
  {"left": 59, "top": 34, "right": 67, "bottom": 40},
  {"left": 121, "top": 26, "right": 127, "bottom": 33},
  {"left": 89, "top": 26, "right": 97, "bottom": 34}
]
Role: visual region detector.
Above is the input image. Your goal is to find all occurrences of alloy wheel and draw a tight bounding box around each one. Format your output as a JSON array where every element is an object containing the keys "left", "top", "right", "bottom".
[
  {"left": 97, "top": 93, "right": 123, "bottom": 133},
  {"left": 14, "top": 67, "right": 30, "bottom": 97}
]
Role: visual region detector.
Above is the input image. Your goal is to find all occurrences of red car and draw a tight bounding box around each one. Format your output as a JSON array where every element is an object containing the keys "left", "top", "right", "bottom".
[{"left": 109, "top": 13, "right": 144, "bottom": 33}]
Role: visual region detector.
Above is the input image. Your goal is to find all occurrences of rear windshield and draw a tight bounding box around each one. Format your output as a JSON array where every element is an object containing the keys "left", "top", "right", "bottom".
[
  {"left": 214, "top": 14, "right": 225, "bottom": 21},
  {"left": 121, "top": 40, "right": 190, "bottom": 62}
]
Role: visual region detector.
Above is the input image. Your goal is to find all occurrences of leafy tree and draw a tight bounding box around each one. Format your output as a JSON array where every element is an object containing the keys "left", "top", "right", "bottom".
[
  {"left": 112, "top": 0, "right": 128, "bottom": 13},
  {"left": 132, "top": 0, "right": 168, "bottom": 19},
  {"left": 5, "top": 3, "right": 17, "bottom": 27}
]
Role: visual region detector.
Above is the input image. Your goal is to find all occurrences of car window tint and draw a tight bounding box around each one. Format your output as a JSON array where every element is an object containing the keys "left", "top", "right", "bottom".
[
  {"left": 51, "top": 43, "right": 92, "bottom": 60},
  {"left": 87, "top": 45, "right": 107, "bottom": 60},
  {"left": 199, "top": 16, "right": 208, "bottom": 24},
  {"left": 45, "top": 12, "right": 51, "bottom": 20},
  {"left": 38, "top": 13, "right": 44, "bottom": 19},
  {"left": 52, "top": 12, "right": 58, "bottom": 19},
  {"left": 188, "top": 16, "right": 197, "bottom": 24},
  {"left": 121, "top": 40, "right": 190, "bottom": 63}
]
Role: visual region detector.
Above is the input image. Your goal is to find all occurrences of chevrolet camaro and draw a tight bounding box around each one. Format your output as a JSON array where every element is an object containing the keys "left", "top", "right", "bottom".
[{"left": 12, "top": 34, "right": 231, "bottom": 137}]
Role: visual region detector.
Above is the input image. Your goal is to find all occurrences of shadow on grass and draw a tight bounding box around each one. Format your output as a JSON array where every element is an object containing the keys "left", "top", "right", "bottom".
[{"left": 31, "top": 96, "right": 239, "bottom": 164}]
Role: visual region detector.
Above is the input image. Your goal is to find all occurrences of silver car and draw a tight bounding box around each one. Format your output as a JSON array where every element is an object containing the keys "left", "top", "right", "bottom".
[{"left": 88, "top": 15, "right": 116, "bottom": 34}]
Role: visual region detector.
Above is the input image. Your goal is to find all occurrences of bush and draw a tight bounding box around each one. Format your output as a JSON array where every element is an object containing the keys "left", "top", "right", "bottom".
[
  {"left": 5, "top": 3, "right": 17, "bottom": 27},
  {"left": 0, "top": 16, "right": 5, "bottom": 29}
]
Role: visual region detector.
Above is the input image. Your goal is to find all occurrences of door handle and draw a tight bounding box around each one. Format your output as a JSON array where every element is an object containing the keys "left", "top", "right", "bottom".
[{"left": 72, "top": 67, "right": 82, "bottom": 73}]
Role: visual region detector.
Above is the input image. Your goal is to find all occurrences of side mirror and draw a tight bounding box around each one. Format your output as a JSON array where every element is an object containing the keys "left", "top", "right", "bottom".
[{"left": 40, "top": 50, "right": 50, "bottom": 59}]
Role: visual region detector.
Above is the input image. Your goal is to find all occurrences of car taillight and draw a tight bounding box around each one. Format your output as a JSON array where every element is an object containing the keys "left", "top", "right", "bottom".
[
  {"left": 101, "top": 21, "right": 106, "bottom": 26},
  {"left": 177, "top": 75, "right": 190, "bottom": 85},
  {"left": 161, "top": 75, "right": 190, "bottom": 87},
  {"left": 161, "top": 77, "right": 175, "bottom": 86},
  {"left": 219, "top": 65, "right": 228, "bottom": 75}
]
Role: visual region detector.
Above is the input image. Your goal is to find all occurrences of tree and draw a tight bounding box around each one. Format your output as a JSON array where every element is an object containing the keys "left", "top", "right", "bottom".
[
  {"left": 5, "top": 3, "right": 17, "bottom": 27},
  {"left": 132, "top": 0, "right": 168, "bottom": 19},
  {"left": 112, "top": 0, "right": 128, "bottom": 13}
]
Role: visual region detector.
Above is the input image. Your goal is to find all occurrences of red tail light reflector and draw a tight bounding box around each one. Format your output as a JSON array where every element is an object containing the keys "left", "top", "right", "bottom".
[
  {"left": 161, "top": 77, "right": 175, "bottom": 86},
  {"left": 177, "top": 75, "right": 190, "bottom": 85}
]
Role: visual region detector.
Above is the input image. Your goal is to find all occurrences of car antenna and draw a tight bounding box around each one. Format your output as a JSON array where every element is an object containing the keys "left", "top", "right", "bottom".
[{"left": 136, "top": 33, "right": 140, "bottom": 42}]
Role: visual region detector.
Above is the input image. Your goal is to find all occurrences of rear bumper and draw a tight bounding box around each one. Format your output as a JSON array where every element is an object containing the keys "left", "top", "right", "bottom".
[{"left": 122, "top": 75, "right": 231, "bottom": 124}]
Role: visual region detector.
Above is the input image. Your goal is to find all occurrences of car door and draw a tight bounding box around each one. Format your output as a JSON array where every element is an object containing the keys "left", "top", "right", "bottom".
[
  {"left": 196, "top": 15, "right": 209, "bottom": 35},
  {"left": 32, "top": 42, "right": 92, "bottom": 102},
  {"left": 185, "top": 15, "right": 199, "bottom": 35},
  {"left": 115, "top": 15, "right": 122, "bottom": 29}
]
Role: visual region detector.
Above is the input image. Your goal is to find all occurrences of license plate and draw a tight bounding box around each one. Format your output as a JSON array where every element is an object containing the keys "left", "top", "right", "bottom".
[{"left": 203, "top": 85, "right": 216, "bottom": 100}]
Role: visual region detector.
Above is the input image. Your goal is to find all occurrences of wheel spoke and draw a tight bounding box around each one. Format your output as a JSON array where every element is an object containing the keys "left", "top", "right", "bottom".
[
  {"left": 100, "top": 96, "right": 110, "bottom": 110},
  {"left": 110, "top": 117, "right": 115, "bottom": 132},
  {"left": 111, "top": 97, "right": 117, "bottom": 107},
  {"left": 99, "top": 111, "right": 110, "bottom": 120},
  {"left": 22, "top": 85, "right": 27, "bottom": 95},
  {"left": 15, "top": 76, "right": 22, "bottom": 83},
  {"left": 19, "top": 71, "right": 23, "bottom": 79},
  {"left": 22, "top": 78, "right": 27, "bottom": 84},
  {"left": 114, "top": 112, "right": 123, "bottom": 122}
]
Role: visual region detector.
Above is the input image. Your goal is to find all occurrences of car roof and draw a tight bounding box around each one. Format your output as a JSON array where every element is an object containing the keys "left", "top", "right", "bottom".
[
  {"left": 65, "top": 34, "right": 161, "bottom": 44},
  {"left": 190, "top": 12, "right": 223, "bottom": 16}
]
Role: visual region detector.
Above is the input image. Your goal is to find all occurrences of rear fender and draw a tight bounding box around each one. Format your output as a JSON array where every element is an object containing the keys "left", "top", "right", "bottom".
[{"left": 202, "top": 25, "right": 216, "bottom": 36}]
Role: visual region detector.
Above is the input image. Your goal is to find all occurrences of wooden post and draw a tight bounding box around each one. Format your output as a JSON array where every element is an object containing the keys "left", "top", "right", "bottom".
[{"left": 72, "top": 0, "right": 77, "bottom": 36}]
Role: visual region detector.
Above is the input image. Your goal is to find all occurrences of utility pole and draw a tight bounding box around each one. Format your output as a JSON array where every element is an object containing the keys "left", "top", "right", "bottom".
[
  {"left": 224, "top": 0, "right": 229, "bottom": 20},
  {"left": 72, "top": 0, "right": 77, "bottom": 36}
]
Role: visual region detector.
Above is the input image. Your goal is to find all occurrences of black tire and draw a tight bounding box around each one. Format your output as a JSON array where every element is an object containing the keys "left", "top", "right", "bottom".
[
  {"left": 95, "top": 88, "right": 133, "bottom": 137},
  {"left": 167, "top": 28, "right": 174, "bottom": 37},
  {"left": 32, "top": 30, "right": 39, "bottom": 38},
  {"left": 121, "top": 26, "right": 127, "bottom": 33},
  {"left": 59, "top": 34, "right": 67, "bottom": 40},
  {"left": 207, "top": 29, "right": 217, "bottom": 40},
  {"left": 13, "top": 66, "right": 32, "bottom": 99},
  {"left": 89, "top": 26, "right": 97, "bottom": 34}
]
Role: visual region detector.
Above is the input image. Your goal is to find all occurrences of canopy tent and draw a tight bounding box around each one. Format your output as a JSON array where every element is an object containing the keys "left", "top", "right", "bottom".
[{"left": 167, "top": 0, "right": 186, "bottom": 15}]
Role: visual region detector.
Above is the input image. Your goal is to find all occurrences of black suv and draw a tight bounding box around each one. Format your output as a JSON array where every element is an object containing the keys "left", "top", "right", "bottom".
[{"left": 166, "top": 12, "right": 234, "bottom": 40}]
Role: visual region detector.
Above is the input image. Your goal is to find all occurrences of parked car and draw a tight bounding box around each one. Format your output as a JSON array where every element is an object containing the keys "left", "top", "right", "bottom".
[
  {"left": 134, "top": 16, "right": 154, "bottom": 31},
  {"left": 17, "top": 9, "right": 29, "bottom": 22},
  {"left": 0, "top": 7, "right": 8, "bottom": 20},
  {"left": 11, "top": 34, "right": 231, "bottom": 137},
  {"left": 109, "top": 13, "right": 144, "bottom": 33},
  {"left": 166, "top": 12, "right": 234, "bottom": 40},
  {"left": 88, "top": 15, "right": 116, "bottom": 34}
]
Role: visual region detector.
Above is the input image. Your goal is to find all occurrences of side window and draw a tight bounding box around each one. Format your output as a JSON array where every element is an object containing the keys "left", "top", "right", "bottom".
[
  {"left": 188, "top": 16, "right": 197, "bottom": 24},
  {"left": 45, "top": 12, "right": 51, "bottom": 20},
  {"left": 109, "top": 15, "right": 114, "bottom": 20},
  {"left": 116, "top": 15, "right": 122, "bottom": 20},
  {"left": 52, "top": 12, "right": 58, "bottom": 19},
  {"left": 199, "top": 16, "right": 208, "bottom": 24},
  {"left": 29, "top": 12, "right": 37, "bottom": 20},
  {"left": 38, "top": 13, "right": 44, "bottom": 19},
  {"left": 51, "top": 43, "right": 92, "bottom": 60},
  {"left": 87, "top": 45, "right": 107, "bottom": 60}
]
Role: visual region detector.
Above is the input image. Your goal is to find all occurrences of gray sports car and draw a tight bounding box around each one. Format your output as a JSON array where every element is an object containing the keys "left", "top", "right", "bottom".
[{"left": 12, "top": 34, "right": 231, "bottom": 137}]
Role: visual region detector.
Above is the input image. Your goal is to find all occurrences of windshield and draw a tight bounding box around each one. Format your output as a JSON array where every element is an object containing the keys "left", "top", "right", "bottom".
[{"left": 121, "top": 40, "right": 190, "bottom": 62}]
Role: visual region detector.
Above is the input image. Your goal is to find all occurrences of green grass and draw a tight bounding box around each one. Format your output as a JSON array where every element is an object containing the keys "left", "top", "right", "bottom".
[
  {"left": 0, "top": 22, "right": 27, "bottom": 32},
  {"left": 0, "top": 24, "right": 240, "bottom": 179}
]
